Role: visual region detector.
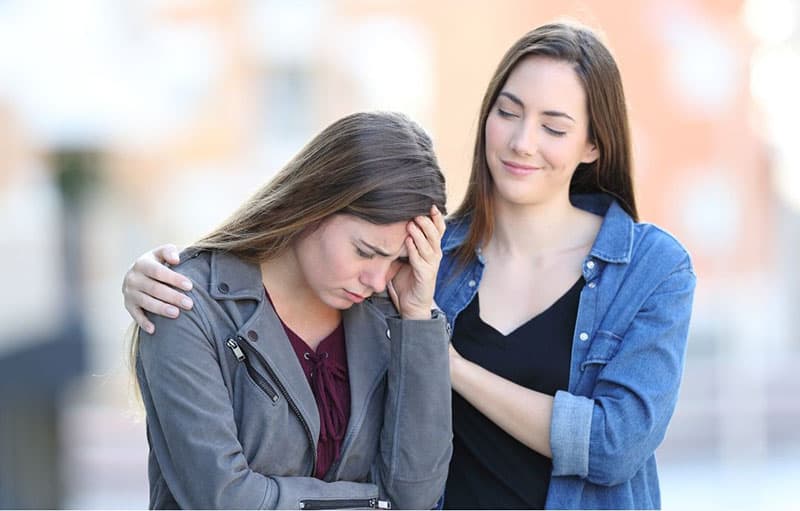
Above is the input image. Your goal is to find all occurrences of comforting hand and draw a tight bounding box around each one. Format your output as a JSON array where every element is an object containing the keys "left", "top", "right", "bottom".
[
  {"left": 122, "top": 244, "right": 193, "bottom": 334},
  {"left": 387, "top": 205, "right": 446, "bottom": 320}
]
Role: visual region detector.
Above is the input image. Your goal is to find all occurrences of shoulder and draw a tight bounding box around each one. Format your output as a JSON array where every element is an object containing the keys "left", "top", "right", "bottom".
[
  {"left": 631, "top": 222, "right": 694, "bottom": 276},
  {"left": 441, "top": 215, "right": 471, "bottom": 253},
  {"left": 168, "top": 247, "right": 213, "bottom": 286}
]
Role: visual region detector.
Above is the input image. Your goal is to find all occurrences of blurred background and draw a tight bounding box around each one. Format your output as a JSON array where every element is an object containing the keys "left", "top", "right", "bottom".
[{"left": 0, "top": 0, "right": 798, "bottom": 508}]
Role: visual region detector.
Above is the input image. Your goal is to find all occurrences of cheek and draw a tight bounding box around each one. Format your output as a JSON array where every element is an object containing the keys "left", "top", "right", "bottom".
[
  {"left": 484, "top": 115, "right": 506, "bottom": 154},
  {"left": 386, "top": 262, "right": 403, "bottom": 281}
]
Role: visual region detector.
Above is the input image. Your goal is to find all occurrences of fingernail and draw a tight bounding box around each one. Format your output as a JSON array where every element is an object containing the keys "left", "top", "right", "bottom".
[
  {"left": 181, "top": 280, "right": 193, "bottom": 290},
  {"left": 166, "top": 306, "right": 179, "bottom": 317},
  {"left": 170, "top": 250, "right": 180, "bottom": 260},
  {"left": 146, "top": 324, "right": 155, "bottom": 334},
  {"left": 181, "top": 297, "right": 193, "bottom": 309}
]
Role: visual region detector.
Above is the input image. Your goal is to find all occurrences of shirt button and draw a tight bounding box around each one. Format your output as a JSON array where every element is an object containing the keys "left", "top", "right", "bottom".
[
  {"left": 218, "top": 282, "right": 229, "bottom": 294},
  {"left": 468, "top": 280, "right": 476, "bottom": 287},
  {"left": 247, "top": 330, "right": 258, "bottom": 342},
  {"left": 386, "top": 328, "right": 391, "bottom": 339},
  {"left": 586, "top": 261, "right": 595, "bottom": 270},
  {"left": 579, "top": 332, "right": 589, "bottom": 341},
  {"left": 588, "top": 282, "right": 596, "bottom": 288}
]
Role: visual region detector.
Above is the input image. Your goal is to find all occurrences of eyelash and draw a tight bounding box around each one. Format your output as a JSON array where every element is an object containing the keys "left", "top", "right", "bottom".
[
  {"left": 356, "top": 247, "right": 373, "bottom": 259},
  {"left": 544, "top": 126, "right": 567, "bottom": 137},
  {"left": 497, "top": 108, "right": 566, "bottom": 137},
  {"left": 497, "top": 108, "right": 518, "bottom": 119}
]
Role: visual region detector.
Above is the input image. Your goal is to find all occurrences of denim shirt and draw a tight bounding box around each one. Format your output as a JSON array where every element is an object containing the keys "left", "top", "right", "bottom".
[{"left": 435, "top": 193, "right": 696, "bottom": 509}]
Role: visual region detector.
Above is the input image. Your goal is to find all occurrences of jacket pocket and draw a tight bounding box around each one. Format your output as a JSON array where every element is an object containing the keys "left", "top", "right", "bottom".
[{"left": 299, "top": 498, "right": 391, "bottom": 509}]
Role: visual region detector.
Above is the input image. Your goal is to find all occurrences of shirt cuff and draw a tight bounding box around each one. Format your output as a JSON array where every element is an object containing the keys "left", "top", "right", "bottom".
[{"left": 550, "top": 390, "right": 593, "bottom": 478}]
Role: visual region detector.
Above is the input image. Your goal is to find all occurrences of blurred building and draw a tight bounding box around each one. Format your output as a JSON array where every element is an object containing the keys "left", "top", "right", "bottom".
[{"left": 0, "top": 0, "right": 797, "bottom": 508}]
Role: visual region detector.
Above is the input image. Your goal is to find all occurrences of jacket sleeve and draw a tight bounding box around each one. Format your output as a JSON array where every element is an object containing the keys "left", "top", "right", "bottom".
[
  {"left": 370, "top": 312, "right": 453, "bottom": 510},
  {"left": 549, "top": 262, "right": 696, "bottom": 486},
  {"left": 137, "top": 294, "right": 381, "bottom": 509}
]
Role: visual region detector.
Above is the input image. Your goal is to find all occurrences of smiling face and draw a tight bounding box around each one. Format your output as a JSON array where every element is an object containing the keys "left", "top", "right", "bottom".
[
  {"left": 293, "top": 214, "right": 409, "bottom": 309},
  {"left": 484, "top": 55, "right": 599, "bottom": 209}
]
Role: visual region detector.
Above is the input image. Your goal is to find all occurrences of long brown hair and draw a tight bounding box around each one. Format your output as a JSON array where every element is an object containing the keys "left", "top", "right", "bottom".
[
  {"left": 452, "top": 21, "right": 637, "bottom": 267},
  {"left": 196, "top": 111, "right": 447, "bottom": 260},
  {"left": 129, "top": 111, "right": 446, "bottom": 396}
]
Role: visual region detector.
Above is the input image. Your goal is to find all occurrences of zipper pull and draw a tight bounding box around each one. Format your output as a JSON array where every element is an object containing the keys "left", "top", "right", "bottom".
[
  {"left": 374, "top": 499, "right": 391, "bottom": 509},
  {"left": 226, "top": 338, "right": 246, "bottom": 362}
]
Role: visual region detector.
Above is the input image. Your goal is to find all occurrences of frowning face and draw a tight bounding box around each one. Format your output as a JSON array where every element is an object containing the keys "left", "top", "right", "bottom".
[{"left": 293, "top": 214, "right": 409, "bottom": 309}]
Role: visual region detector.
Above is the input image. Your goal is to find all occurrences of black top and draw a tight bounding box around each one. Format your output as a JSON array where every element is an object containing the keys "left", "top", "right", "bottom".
[{"left": 444, "top": 278, "right": 583, "bottom": 510}]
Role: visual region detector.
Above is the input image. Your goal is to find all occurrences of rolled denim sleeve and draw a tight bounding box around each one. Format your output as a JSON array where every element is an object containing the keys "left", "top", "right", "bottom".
[
  {"left": 550, "top": 391, "right": 593, "bottom": 478},
  {"left": 550, "top": 264, "right": 696, "bottom": 486}
]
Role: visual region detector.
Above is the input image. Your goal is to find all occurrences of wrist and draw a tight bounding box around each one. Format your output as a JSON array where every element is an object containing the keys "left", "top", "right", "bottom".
[{"left": 401, "top": 309, "right": 433, "bottom": 320}]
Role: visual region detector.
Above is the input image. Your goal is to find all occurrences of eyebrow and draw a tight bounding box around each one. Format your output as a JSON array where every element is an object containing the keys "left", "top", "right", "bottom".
[
  {"left": 360, "top": 240, "right": 409, "bottom": 263},
  {"left": 498, "top": 91, "right": 576, "bottom": 123}
]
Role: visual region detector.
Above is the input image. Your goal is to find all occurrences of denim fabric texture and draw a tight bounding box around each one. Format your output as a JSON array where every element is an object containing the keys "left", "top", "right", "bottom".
[{"left": 435, "top": 193, "right": 696, "bottom": 509}]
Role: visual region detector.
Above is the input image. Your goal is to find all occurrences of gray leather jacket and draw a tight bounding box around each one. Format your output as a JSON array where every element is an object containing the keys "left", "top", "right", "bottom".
[{"left": 136, "top": 249, "right": 453, "bottom": 509}]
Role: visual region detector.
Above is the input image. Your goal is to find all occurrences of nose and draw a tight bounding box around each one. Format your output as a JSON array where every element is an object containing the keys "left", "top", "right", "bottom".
[
  {"left": 509, "top": 120, "right": 535, "bottom": 157},
  {"left": 359, "top": 261, "right": 395, "bottom": 295}
]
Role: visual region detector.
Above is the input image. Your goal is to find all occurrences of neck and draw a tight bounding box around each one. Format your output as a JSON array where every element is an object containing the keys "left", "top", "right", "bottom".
[
  {"left": 260, "top": 248, "right": 339, "bottom": 333},
  {"left": 488, "top": 192, "right": 596, "bottom": 260}
]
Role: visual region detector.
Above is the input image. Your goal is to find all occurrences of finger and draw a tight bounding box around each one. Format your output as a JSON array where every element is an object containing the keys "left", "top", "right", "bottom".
[
  {"left": 136, "top": 292, "right": 181, "bottom": 318},
  {"left": 137, "top": 257, "right": 193, "bottom": 291},
  {"left": 141, "top": 276, "right": 194, "bottom": 310},
  {"left": 407, "top": 221, "right": 434, "bottom": 262},
  {"left": 430, "top": 205, "right": 446, "bottom": 236},
  {"left": 129, "top": 307, "right": 155, "bottom": 334},
  {"left": 405, "top": 234, "right": 423, "bottom": 269},
  {"left": 414, "top": 214, "right": 443, "bottom": 254},
  {"left": 153, "top": 244, "right": 181, "bottom": 265},
  {"left": 387, "top": 280, "right": 401, "bottom": 312}
]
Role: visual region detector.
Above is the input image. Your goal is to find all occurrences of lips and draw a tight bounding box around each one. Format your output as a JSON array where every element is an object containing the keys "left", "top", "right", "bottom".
[
  {"left": 501, "top": 159, "right": 540, "bottom": 176},
  {"left": 344, "top": 290, "right": 366, "bottom": 303}
]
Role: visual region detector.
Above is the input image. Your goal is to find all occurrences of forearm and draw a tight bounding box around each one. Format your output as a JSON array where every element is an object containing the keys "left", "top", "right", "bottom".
[
  {"left": 377, "top": 313, "right": 452, "bottom": 509},
  {"left": 450, "top": 352, "right": 553, "bottom": 458}
]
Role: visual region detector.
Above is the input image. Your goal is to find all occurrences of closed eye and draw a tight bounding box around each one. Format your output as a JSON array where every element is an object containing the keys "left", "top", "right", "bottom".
[
  {"left": 497, "top": 108, "right": 520, "bottom": 119},
  {"left": 544, "top": 125, "right": 566, "bottom": 136},
  {"left": 356, "top": 247, "right": 374, "bottom": 259}
]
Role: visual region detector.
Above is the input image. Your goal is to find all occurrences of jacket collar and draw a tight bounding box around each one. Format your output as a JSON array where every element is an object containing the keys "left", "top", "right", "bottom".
[
  {"left": 208, "top": 250, "right": 265, "bottom": 301},
  {"left": 204, "top": 248, "right": 391, "bottom": 448},
  {"left": 441, "top": 193, "right": 634, "bottom": 264}
]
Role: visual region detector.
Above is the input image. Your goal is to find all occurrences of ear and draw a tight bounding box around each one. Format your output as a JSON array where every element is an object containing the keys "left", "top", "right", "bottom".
[{"left": 581, "top": 142, "right": 599, "bottom": 164}]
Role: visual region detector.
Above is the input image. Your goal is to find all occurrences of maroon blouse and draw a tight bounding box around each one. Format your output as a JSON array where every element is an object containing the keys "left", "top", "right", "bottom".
[{"left": 265, "top": 289, "right": 351, "bottom": 479}]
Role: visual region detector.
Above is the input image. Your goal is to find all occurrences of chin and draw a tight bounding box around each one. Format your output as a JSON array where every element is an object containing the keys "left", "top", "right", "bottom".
[{"left": 323, "top": 295, "right": 355, "bottom": 310}]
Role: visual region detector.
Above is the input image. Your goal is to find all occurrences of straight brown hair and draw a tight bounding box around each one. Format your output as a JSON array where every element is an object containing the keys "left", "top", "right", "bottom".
[
  {"left": 196, "top": 111, "right": 447, "bottom": 260},
  {"left": 129, "top": 111, "right": 446, "bottom": 394},
  {"left": 451, "top": 22, "right": 637, "bottom": 267}
]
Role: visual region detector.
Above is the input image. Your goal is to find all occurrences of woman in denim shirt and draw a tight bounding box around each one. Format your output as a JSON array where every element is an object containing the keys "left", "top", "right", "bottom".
[
  {"left": 435, "top": 23, "right": 695, "bottom": 509},
  {"left": 123, "top": 22, "right": 695, "bottom": 510}
]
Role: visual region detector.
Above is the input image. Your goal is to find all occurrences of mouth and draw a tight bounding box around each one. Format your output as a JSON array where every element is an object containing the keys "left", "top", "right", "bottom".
[
  {"left": 344, "top": 290, "right": 367, "bottom": 303},
  {"left": 501, "top": 159, "right": 541, "bottom": 176}
]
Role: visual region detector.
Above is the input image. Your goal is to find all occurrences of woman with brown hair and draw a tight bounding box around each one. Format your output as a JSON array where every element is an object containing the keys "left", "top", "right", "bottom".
[
  {"left": 125, "top": 22, "right": 695, "bottom": 510},
  {"left": 127, "top": 111, "right": 452, "bottom": 509}
]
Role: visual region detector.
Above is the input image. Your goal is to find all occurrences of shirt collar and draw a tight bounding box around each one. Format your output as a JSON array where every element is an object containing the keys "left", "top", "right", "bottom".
[{"left": 441, "top": 193, "right": 635, "bottom": 264}]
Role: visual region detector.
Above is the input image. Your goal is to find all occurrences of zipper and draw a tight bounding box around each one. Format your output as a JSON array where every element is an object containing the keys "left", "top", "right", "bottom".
[
  {"left": 299, "top": 498, "right": 390, "bottom": 510},
  {"left": 226, "top": 338, "right": 279, "bottom": 403},
  {"left": 234, "top": 335, "right": 317, "bottom": 475}
]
